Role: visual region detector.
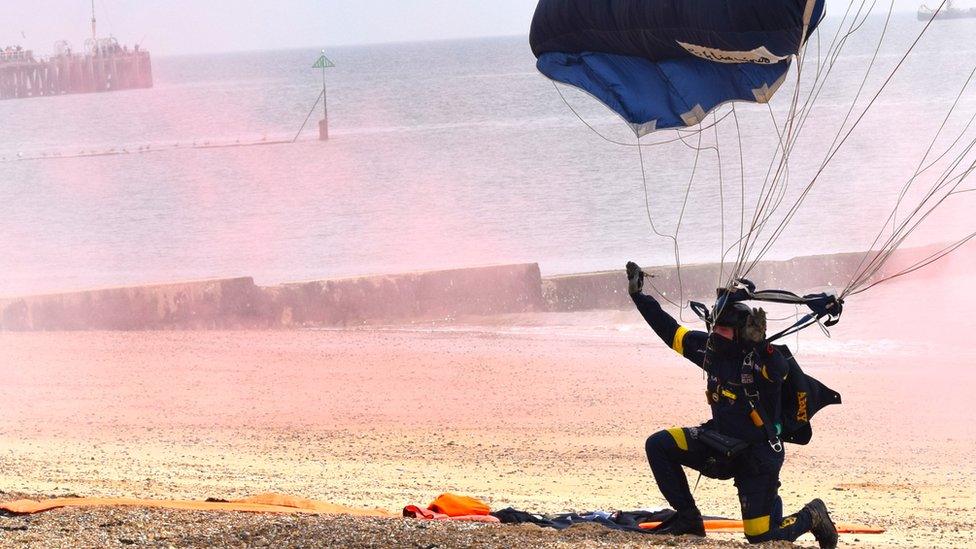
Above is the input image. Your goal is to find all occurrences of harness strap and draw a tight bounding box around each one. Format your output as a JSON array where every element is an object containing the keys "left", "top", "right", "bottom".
[
  {"left": 767, "top": 313, "right": 818, "bottom": 343},
  {"left": 741, "top": 352, "right": 783, "bottom": 453},
  {"left": 690, "top": 301, "right": 712, "bottom": 329}
]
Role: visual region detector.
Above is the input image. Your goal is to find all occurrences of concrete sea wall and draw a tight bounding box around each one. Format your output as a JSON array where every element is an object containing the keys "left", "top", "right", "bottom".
[
  {"left": 542, "top": 251, "right": 877, "bottom": 312},
  {"left": 0, "top": 246, "right": 960, "bottom": 331},
  {"left": 0, "top": 277, "right": 270, "bottom": 331},
  {"left": 0, "top": 264, "right": 545, "bottom": 331},
  {"left": 266, "top": 263, "right": 545, "bottom": 327}
]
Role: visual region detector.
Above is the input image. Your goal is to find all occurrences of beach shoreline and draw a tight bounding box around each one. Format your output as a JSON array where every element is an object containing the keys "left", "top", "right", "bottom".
[{"left": 1, "top": 270, "right": 973, "bottom": 547}]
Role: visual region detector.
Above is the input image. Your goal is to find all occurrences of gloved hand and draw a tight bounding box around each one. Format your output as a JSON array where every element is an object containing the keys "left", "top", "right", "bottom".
[
  {"left": 626, "top": 261, "right": 644, "bottom": 295},
  {"left": 741, "top": 307, "right": 767, "bottom": 344}
]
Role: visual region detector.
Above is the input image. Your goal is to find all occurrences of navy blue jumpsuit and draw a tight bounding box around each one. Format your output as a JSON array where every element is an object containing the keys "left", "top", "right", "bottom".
[{"left": 632, "top": 291, "right": 815, "bottom": 543}]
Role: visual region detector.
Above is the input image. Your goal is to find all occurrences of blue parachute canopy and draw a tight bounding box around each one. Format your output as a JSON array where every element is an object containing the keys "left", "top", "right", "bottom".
[{"left": 530, "top": 0, "right": 826, "bottom": 135}]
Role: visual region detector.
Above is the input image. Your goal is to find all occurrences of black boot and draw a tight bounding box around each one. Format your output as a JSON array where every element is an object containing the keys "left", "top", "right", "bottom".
[
  {"left": 648, "top": 508, "right": 706, "bottom": 537},
  {"left": 803, "top": 499, "right": 838, "bottom": 549}
]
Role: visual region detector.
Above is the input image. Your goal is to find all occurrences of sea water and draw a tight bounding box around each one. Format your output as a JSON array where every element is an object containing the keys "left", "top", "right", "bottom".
[{"left": 1, "top": 13, "right": 974, "bottom": 297}]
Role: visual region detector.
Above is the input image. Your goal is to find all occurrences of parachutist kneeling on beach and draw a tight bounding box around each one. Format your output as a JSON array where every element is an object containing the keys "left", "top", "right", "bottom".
[{"left": 625, "top": 261, "right": 839, "bottom": 548}]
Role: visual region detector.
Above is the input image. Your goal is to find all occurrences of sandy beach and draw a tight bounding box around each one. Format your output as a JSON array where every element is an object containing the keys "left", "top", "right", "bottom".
[
  {"left": 0, "top": 270, "right": 973, "bottom": 548},
  {"left": 6, "top": 1, "right": 976, "bottom": 547}
]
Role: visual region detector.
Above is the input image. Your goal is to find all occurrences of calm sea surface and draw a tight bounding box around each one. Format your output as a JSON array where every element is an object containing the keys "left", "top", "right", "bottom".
[{"left": 1, "top": 14, "right": 974, "bottom": 297}]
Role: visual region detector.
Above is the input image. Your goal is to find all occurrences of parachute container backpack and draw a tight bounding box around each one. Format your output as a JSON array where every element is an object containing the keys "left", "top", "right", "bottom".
[
  {"left": 775, "top": 346, "right": 842, "bottom": 445},
  {"left": 529, "top": 0, "right": 826, "bottom": 135}
]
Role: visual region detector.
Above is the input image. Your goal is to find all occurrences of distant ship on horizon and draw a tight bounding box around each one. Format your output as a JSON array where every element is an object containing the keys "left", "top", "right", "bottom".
[{"left": 918, "top": 0, "right": 976, "bottom": 20}]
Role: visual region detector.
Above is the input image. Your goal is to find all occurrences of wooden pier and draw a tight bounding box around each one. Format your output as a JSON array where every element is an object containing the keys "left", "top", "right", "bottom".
[{"left": 0, "top": 49, "right": 153, "bottom": 100}]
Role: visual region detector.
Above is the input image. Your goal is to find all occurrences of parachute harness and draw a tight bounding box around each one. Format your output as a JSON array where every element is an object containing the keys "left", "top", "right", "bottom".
[{"left": 741, "top": 352, "right": 784, "bottom": 453}]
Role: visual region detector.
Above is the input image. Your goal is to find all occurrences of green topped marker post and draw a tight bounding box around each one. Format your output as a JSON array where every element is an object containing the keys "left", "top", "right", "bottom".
[{"left": 313, "top": 51, "right": 336, "bottom": 140}]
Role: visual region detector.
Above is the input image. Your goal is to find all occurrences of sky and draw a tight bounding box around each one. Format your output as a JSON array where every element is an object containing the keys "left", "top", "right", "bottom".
[
  {"left": 6, "top": 0, "right": 537, "bottom": 56},
  {"left": 4, "top": 0, "right": 950, "bottom": 56}
]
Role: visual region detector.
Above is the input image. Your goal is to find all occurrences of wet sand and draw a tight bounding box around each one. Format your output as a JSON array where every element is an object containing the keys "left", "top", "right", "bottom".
[{"left": 0, "top": 274, "right": 973, "bottom": 548}]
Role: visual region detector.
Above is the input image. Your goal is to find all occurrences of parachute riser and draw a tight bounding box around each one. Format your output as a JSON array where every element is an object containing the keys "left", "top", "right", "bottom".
[{"left": 689, "top": 279, "right": 844, "bottom": 343}]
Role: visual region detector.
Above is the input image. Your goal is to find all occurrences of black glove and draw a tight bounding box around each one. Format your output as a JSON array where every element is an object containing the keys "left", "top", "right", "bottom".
[{"left": 626, "top": 261, "right": 644, "bottom": 295}]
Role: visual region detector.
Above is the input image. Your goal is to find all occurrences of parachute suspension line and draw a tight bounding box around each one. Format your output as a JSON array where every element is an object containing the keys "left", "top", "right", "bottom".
[
  {"left": 726, "top": 102, "right": 795, "bottom": 285},
  {"left": 692, "top": 114, "right": 750, "bottom": 324},
  {"left": 805, "top": 0, "right": 860, "bottom": 98},
  {"left": 732, "top": 3, "right": 868, "bottom": 287},
  {"left": 550, "top": 81, "right": 732, "bottom": 313},
  {"left": 849, "top": 232, "right": 975, "bottom": 298},
  {"left": 793, "top": 0, "right": 880, "bottom": 132},
  {"left": 821, "top": 0, "right": 894, "bottom": 171},
  {"left": 671, "top": 131, "right": 708, "bottom": 319},
  {"left": 844, "top": 157, "right": 976, "bottom": 296},
  {"left": 740, "top": 0, "right": 946, "bottom": 279},
  {"left": 727, "top": 133, "right": 782, "bottom": 283},
  {"left": 810, "top": 24, "right": 824, "bottom": 85},
  {"left": 675, "top": 127, "right": 727, "bottom": 292},
  {"left": 551, "top": 81, "right": 636, "bottom": 147},
  {"left": 775, "top": 0, "right": 880, "bottom": 174},
  {"left": 890, "top": 65, "right": 976, "bottom": 230},
  {"left": 777, "top": 0, "right": 817, "bottom": 143},
  {"left": 845, "top": 65, "right": 976, "bottom": 293},
  {"left": 766, "top": 107, "right": 795, "bottom": 214},
  {"left": 714, "top": 106, "right": 749, "bottom": 295},
  {"left": 549, "top": 81, "right": 729, "bottom": 148},
  {"left": 849, "top": 232, "right": 976, "bottom": 297},
  {"left": 637, "top": 139, "right": 677, "bottom": 243},
  {"left": 737, "top": 0, "right": 883, "bottom": 279},
  {"left": 815, "top": 0, "right": 952, "bottom": 281},
  {"left": 550, "top": 76, "right": 725, "bottom": 312},
  {"left": 774, "top": 0, "right": 874, "bottom": 174},
  {"left": 772, "top": 0, "right": 837, "bottom": 149},
  {"left": 719, "top": 0, "right": 898, "bottom": 292},
  {"left": 842, "top": 137, "right": 976, "bottom": 297},
  {"left": 805, "top": 0, "right": 938, "bottom": 152},
  {"left": 712, "top": 108, "right": 753, "bottom": 300},
  {"left": 793, "top": 19, "right": 828, "bottom": 136},
  {"left": 794, "top": 0, "right": 887, "bottom": 144},
  {"left": 733, "top": 105, "right": 746, "bottom": 278},
  {"left": 636, "top": 137, "right": 685, "bottom": 310},
  {"left": 793, "top": 305, "right": 802, "bottom": 353},
  {"left": 713, "top": 113, "right": 728, "bottom": 287},
  {"left": 907, "top": 110, "right": 976, "bottom": 185},
  {"left": 638, "top": 128, "right": 716, "bottom": 317},
  {"left": 726, "top": 0, "right": 830, "bottom": 284},
  {"left": 739, "top": 0, "right": 891, "bottom": 278},
  {"left": 750, "top": 105, "right": 795, "bottom": 251}
]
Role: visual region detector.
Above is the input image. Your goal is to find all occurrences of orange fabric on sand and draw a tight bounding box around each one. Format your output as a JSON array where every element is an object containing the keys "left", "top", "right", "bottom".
[
  {"left": 402, "top": 505, "right": 500, "bottom": 523},
  {"left": 428, "top": 493, "right": 491, "bottom": 517},
  {"left": 0, "top": 493, "right": 394, "bottom": 517},
  {"left": 638, "top": 519, "right": 885, "bottom": 534}
]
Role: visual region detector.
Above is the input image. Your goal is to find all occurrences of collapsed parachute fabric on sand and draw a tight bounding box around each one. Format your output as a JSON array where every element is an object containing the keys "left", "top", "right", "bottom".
[{"left": 530, "top": 0, "right": 826, "bottom": 135}]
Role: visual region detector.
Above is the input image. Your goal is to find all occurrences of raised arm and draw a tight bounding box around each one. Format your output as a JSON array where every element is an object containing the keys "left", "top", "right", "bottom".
[{"left": 627, "top": 262, "right": 707, "bottom": 367}]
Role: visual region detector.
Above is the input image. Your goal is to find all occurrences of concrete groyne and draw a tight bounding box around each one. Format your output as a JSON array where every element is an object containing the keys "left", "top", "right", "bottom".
[
  {"left": 0, "top": 264, "right": 545, "bottom": 331},
  {"left": 543, "top": 251, "right": 877, "bottom": 312},
  {"left": 0, "top": 246, "right": 963, "bottom": 331},
  {"left": 265, "top": 263, "right": 545, "bottom": 327},
  {"left": 0, "top": 277, "right": 269, "bottom": 331}
]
